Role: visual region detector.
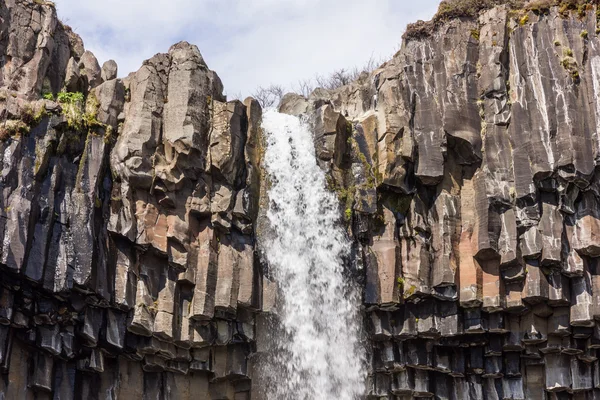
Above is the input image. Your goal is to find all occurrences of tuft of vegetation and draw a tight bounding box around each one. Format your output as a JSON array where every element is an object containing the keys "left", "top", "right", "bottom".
[
  {"left": 0, "top": 100, "right": 49, "bottom": 142},
  {"left": 57, "top": 91, "right": 84, "bottom": 104},
  {"left": 19, "top": 104, "right": 47, "bottom": 127},
  {"left": 397, "top": 277, "right": 405, "bottom": 292},
  {"left": 0, "top": 120, "right": 30, "bottom": 141},
  {"left": 560, "top": 48, "right": 581, "bottom": 83},
  {"left": 43, "top": 92, "right": 54, "bottom": 101},
  {"left": 83, "top": 92, "right": 101, "bottom": 127},
  {"left": 564, "top": 47, "right": 574, "bottom": 57},
  {"left": 57, "top": 91, "right": 85, "bottom": 130},
  {"left": 581, "top": 29, "right": 589, "bottom": 38},
  {"left": 55, "top": 91, "right": 101, "bottom": 132},
  {"left": 344, "top": 208, "right": 353, "bottom": 221},
  {"left": 519, "top": 13, "right": 530, "bottom": 25}
]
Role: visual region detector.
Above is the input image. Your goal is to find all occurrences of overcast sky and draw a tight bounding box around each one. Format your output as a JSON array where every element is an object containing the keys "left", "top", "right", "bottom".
[{"left": 53, "top": 0, "right": 439, "bottom": 97}]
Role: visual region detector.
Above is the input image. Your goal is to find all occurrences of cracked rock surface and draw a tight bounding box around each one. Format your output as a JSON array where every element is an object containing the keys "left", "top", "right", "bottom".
[{"left": 280, "top": 4, "right": 600, "bottom": 398}]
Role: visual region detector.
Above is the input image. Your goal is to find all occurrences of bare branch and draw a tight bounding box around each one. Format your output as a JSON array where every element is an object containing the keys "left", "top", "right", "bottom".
[
  {"left": 249, "top": 54, "right": 387, "bottom": 107},
  {"left": 251, "top": 84, "right": 285, "bottom": 108},
  {"left": 293, "top": 79, "right": 315, "bottom": 98}
]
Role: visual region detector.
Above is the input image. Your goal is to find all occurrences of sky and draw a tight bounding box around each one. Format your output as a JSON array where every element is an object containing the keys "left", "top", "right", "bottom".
[{"left": 52, "top": 0, "right": 440, "bottom": 98}]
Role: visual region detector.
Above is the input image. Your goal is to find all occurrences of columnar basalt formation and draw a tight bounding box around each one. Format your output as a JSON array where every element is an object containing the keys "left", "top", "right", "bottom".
[
  {"left": 277, "top": 3, "right": 600, "bottom": 398},
  {"left": 0, "top": 1, "right": 264, "bottom": 398},
  {"left": 3, "top": 0, "right": 600, "bottom": 398}
]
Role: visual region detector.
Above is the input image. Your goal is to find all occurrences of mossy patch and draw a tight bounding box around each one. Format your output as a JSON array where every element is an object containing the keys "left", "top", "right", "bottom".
[
  {"left": 344, "top": 207, "right": 353, "bottom": 222},
  {"left": 560, "top": 51, "right": 580, "bottom": 83},
  {"left": 519, "top": 13, "right": 529, "bottom": 25},
  {"left": 563, "top": 47, "right": 574, "bottom": 57},
  {"left": 0, "top": 120, "right": 29, "bottom": 141},
  {"left": 405, "top": 285, "right": 417, "bottom": 298},
  {"left": 19, "top": 104, "right": 46, "bottom": 127},
  {"left": 397, "top": 277, "right": 405, "bottom": 292},
  {"left": 56, "top": 91, "right": 103, "bottom": 133}
]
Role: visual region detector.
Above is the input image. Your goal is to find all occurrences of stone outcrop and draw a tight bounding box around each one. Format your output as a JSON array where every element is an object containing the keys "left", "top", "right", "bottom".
[
  {"left": 5, "top": 0, "right": 600, "bottom": 398},
  {"left": 0, "top": 1, "right": 263, "bottom": 398},
  {"left": 280, "top": 3, "right": 600, "bottom": 398}
]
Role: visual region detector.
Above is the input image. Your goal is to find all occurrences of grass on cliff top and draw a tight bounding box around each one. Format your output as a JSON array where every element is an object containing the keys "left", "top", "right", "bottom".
[{"left": 404, "top": 0, "right": 598, "bottom": 40}]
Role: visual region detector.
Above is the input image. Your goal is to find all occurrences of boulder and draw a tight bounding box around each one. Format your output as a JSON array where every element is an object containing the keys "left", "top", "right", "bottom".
[{"left": 101, "top": 59, "right": 118, "bottom": 81}]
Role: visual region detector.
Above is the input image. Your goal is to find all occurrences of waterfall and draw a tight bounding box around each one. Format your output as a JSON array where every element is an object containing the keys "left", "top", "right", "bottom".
[{"left": 259, "top": 110, "right": 366, "bottom": 399}]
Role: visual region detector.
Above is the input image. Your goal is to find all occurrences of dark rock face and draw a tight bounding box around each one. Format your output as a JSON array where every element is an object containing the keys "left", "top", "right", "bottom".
[
  {"left": 3, "top": 0, "right": 600, "bottom": 398},
  {"left": 280, "top": 4, "right": 600, "bottom": 398},
  {"left": 0, "top": 2, "right": 263, "bottom": 398}
]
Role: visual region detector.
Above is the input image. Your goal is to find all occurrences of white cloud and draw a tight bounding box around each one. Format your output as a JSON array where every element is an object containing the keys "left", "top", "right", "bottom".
[{"left": 53, "top": 0, "right": 439, "bottom": 96}]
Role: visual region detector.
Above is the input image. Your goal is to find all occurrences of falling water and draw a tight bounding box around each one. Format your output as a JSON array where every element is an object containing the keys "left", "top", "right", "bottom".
[{"left": 259, "top": 110, "right": 366, "bottom": 399}]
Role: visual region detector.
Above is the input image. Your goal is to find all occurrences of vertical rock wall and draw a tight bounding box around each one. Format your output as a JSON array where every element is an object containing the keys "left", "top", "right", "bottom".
[
  {"left": 278, "top": 3, "right": 600, "bottom": 398},
  {"left": 0, "top": 1, "right": 266, "bottom": 398},
  {"left": 5, "top": 0, "right": 600, "bottom": 398}
]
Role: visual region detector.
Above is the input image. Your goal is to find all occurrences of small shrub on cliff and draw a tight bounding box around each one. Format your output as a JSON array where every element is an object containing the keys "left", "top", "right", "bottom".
[
  {"left": 20, "top": 105, "right": 36, "bottom": 125},
  {"left": 557, "top": 0, "right": 590, "bottom": 17},
  {"left": 33, "top": 0, "right": 56, "bottom": 7},
  {"left": 57, "top": 91, "right": 84, "bottom": 104},
  {"left": 436, "top": 0, "right": 498, "bottom": 21},
  {"left": 560, "top": 50, "right": 580, "bottom": 83},
  {"left": 56, "top": 91, "right": 93, "bottom": 130},
  {"left": 0, "top": 120, "right": 30, "bottom": 141},
  {"left": 19, "top": 104, "right": 46, "bottom": 127},
  {"left": 564, "top": 47, "right": 574, "bottom": 57},
  {"left": 83, "top": 92, "right": 101, "bottom": 128}
]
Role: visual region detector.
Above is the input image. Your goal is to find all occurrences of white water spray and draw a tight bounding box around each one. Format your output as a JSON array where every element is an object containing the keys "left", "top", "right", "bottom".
[{"left": 259, "top": 110, "right": 365, "bottom": 399}]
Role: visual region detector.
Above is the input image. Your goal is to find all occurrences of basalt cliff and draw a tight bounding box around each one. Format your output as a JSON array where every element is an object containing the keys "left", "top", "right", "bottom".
[{"left": 2, "top": 0, "right": 600, "bottom": 398}]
